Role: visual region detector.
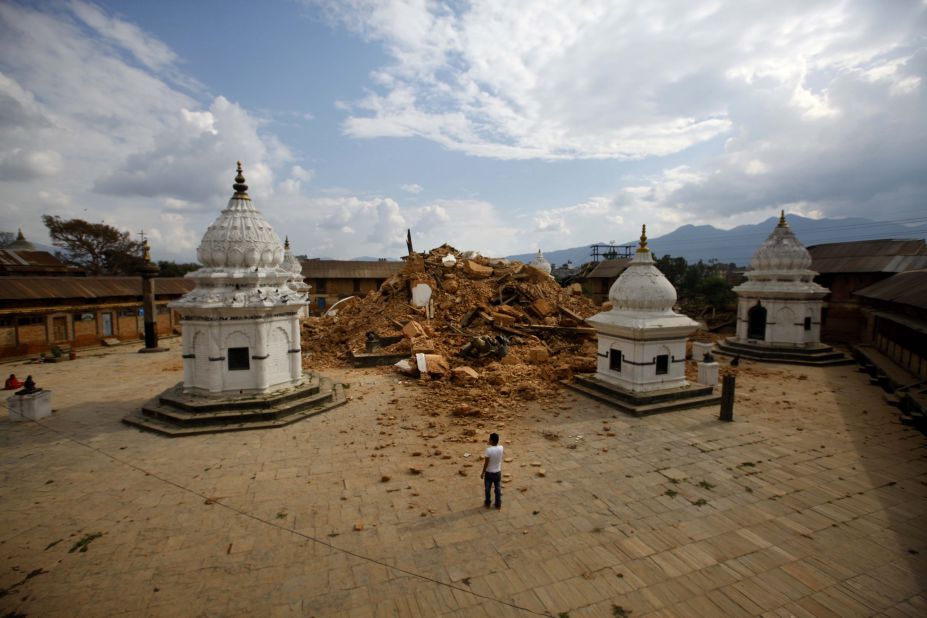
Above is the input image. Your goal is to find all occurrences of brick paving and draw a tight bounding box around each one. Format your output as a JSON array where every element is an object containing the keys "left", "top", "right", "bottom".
[{"left": 1, "top": 344, "right": 925, "bottom": 616}]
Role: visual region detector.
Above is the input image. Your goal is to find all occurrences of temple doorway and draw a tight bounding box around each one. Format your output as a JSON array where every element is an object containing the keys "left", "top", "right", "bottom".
[{"left": 747, "top": 303, "right": 767, "bottom": 340}]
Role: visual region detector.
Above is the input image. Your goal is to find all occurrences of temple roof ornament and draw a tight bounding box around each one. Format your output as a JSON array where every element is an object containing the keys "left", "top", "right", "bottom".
[
  {"left": 195, "top": 162, "right": 284, "bottom": 270},
  {"left": 608, "top": 225, "right": 677, "bottom": 313}
]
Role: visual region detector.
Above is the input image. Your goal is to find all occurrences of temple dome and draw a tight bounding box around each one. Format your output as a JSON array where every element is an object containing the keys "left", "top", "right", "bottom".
[
  {"left": 608, "top": 226, "right": 677, "bottom": 313},
  {"left": 195, "top": 162, "right": 284, "bottom": 269},
  {"left": 529, "top": 249, "right": 552, "bottom": 275},
  {"left": 750, "top": 211, "right": 812, "bottom": 272}
]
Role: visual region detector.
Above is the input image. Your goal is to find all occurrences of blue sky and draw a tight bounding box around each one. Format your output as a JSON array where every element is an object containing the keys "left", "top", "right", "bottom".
[{"left": 1, "top": 1, "right": 925, "bottom": 261}]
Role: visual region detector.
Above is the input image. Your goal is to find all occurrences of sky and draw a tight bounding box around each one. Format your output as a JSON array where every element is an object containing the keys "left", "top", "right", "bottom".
[{"left": 1, "top": 0, "right": 925, "bottom": 262}]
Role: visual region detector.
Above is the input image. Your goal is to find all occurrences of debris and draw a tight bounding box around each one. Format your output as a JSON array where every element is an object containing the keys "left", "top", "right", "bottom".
[
  {"left": 69, "top": 532, "right": 103, "bottom": 553},
  {"left": 354, "top": 521, "right": 365, "bottom": 531},
  {"left": 451, "top": 366, "right": 480, "bottom": 384}
]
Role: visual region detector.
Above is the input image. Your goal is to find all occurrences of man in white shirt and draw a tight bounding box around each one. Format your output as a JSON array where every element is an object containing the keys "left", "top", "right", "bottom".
[{"left": 480, "top": 432, "right": 504, "bottom": 509}]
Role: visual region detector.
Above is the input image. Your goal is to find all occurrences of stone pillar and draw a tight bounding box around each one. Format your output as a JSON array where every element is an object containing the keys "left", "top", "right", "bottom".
[
  {"left": 698, "top": 361, "right": 719, "bottom": 386},
  {"left": 138, "top": 239, "right": 167, "bottom": 353}
]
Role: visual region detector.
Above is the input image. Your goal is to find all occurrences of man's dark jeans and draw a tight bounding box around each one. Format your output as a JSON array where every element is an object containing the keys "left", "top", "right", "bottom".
[{"left": 484, "top": 471, "right": 502, "bottom": 507}]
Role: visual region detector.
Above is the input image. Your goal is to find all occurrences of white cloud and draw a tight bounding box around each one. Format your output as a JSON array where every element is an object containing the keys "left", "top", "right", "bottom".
[
  {"left": 400, "top": 182, "right": 423, "bottom": 194},
  {"left": 0, "top": 2, "right": 303, "bottom": 261}
]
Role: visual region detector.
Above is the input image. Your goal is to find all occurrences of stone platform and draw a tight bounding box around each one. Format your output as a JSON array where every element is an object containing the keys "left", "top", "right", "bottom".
[
  {"left": 714, "top": 338, "right": 853, "bottom": 366},
  {"left": 122, "top": 372, "right": 346, "bottom": 436},
  {"left": 562, "top": 374, "right": 720, "bottom": 416}
]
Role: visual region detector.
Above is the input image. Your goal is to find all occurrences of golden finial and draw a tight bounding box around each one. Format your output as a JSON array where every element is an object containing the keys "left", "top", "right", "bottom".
[
  {"left": 778, "top": 209, "right": 788, "bottom": 228},
  {"left": 233, "top": 160, "right": 249, "bottom": 198},
  {"left": 636, "top": 224, "right": 649, "bottom": 253},
  {"left": 284, "top": 236, "right": 290, "bottom": 250},
  {"left": 16, "top": 228, "right": 25, "bottom": 241},
  {"left": 142, "top": 237, "right": 151, "bottom": 262}
]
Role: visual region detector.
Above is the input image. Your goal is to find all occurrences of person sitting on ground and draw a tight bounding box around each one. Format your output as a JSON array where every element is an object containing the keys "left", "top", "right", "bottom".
[
  {"left": 4, "top": 374, "right": 22, "bottom": 390},
  {"left": 480, "top": 432, "right": 504, "bottom": 509}
]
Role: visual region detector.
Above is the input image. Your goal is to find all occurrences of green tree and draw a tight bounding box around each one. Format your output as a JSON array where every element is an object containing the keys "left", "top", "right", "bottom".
[
  {"left": 655, "top": 255, "right": 688, "bottom": 288},
  {"left": 0, "top": 230, "right": 15, "bottom": 247},
  {"left": 698, "top": 275, "right": 735, "bottom": 310},
  {"left": 42, "top": 215, "right": 144, "bottom": 275},
  {"left": 156, "top": 260, "right": 200, "bottom": 277}
]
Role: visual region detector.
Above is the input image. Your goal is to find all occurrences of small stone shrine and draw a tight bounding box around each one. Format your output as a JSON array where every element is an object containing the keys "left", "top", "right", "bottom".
[
  {"left": 716, "top": 212, "right": 850, "bottom": 365},
  {"left": 123, "top": 163, "right": 345, "bottom": 435},
  {"left": 565, "top": 226, "right": 720, "bottom": 415},
  {"left": 7, "top": 376, "right": 52, "bottom": 421}
]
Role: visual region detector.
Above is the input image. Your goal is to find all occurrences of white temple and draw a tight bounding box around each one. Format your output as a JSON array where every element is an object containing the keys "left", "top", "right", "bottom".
[
  {"left": 586, "top": 226, "right": 699, "bottom": 393},
  {"left": 281, "top": 237, "right": 310, "bottom": 318},
  {"left": 171, "top": 163, "right": 308, "bottom": 395},
  {"left": 731, "top": 212, "right": 828, "bottom": 348},
  {"left": 529, "top": 249, "right": 552, "bottom": 276}
]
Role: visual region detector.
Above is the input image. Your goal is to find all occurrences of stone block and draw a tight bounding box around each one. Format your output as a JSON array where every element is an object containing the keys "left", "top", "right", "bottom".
[
  {"left": 530, "top": 298, "right": 556, "bottom": 317},
  {"left": 527, "top": 347, "right": 550, "bottom": 363},
  {"left": 462, "top": 260, "right": 493, "bottom": 278},
  {"left": 698, "top": 362, "right": 720, "bottom": 386},
  {"left": 7, "top": 390, "right": 52, "bottom": 422},
  {"left": 692, "top": 341, "right": 714, "bottom": 361},
  {"left": 451, "top": 366, "right": 480, "bottom": 384},
  {"left": 491, "top": 312, "right": 516, "bottom": 327},
  {"left": 402, "top": 320, "right": 427, "bottom": 339},
  {"left": 410, "top": 336, "right": 436, "bottom": 354}
]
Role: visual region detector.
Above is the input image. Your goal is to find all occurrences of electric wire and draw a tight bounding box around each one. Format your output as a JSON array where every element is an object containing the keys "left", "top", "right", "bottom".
[{"left": 7, "top": 412, "right": 550, "bottom": 616}]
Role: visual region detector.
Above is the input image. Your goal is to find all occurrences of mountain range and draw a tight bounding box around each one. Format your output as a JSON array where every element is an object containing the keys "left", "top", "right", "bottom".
[{"left": 508, "top": 215, "right": 927, "bottom": 267}]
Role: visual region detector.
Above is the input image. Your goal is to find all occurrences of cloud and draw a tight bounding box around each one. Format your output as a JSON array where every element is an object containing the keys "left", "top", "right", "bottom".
[
  {"left": 311, "top": 0, "right": 927, "bottom": 234},
  {"left": 400, "top": 182, "right": 423, "bottom": 194},
  {"left": 0, "top": 2, "right": 301, "bottom": 260}
]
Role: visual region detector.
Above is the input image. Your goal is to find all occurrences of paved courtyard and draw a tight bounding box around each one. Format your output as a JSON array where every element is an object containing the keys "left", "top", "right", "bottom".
[{"left": 1, "top": 343, "right": 925, "bottom": 617}]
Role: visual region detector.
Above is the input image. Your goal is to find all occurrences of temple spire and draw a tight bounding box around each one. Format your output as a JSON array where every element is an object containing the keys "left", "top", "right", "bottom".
[
  {"left": 16, "top": 228, "right": 25, "bottom": 241},
  {"left": 778, "top": 209, "right": 788, "bottom": 228},
  {"left": 233, "top": 161, "right": 249, "bottom": 198},
  {"left": 284, "top": 236, "right": 290, "bottom": 250},
  {"left": 636, "top": 224, "right": 649, "bottom": 253}
]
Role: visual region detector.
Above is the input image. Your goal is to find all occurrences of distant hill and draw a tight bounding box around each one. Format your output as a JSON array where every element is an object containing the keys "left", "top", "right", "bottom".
[{"left": 509, "top": 215, "right": 927, "bottom": 267}]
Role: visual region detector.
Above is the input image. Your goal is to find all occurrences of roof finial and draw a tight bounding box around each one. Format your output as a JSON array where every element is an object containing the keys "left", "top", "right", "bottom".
[
  {"left": 142, "top": 237, "right": 151, "bottom": 262},
  {"left": 637, "top": 224, "right": 649, "bottom": 253},
  {"left": 233, "top": 161, "right": 249, "bottom": 198},
  {"left": 284, "top": 236, "right": 290, "bottom": 250},
  {"left": 16, "top": 228, "right": 25, "bottom": 241},
  {"left": 778, "top": 209, "right": 788, "bottom": 228}
]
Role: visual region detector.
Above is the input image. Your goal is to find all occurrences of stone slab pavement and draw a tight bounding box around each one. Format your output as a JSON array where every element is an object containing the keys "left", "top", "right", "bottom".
[{"left": 0, "top": 345, "right": 925, "bottom": 617}]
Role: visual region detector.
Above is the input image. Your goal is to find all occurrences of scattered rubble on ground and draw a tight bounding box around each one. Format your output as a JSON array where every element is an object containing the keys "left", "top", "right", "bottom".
[{"left": 302, "top": 244, "right": 601, "bottom": 416}]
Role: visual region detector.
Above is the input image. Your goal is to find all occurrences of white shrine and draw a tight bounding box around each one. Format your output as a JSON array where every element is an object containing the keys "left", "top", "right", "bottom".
[
  {"left": 281, "top": 237, "right": 311, "bottom": 318},
  {"left": 567, "top": 226, "right": 720, "bottom": 414},
  {"left": 716, "top": 212, "right": 849, "bottom": 365},
  {"left": 172, "top": 163, "right": 305, "bottom": 394},
  {"left": 124, "top": 163, "right": 345, "bottom": 435},
  {"left": 529, "top": 249, "right": 552, "bottom": 276}
]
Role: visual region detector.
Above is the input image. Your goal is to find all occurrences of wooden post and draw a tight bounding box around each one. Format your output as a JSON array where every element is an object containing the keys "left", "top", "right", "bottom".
[{"left": 720, "top": 374, "right": 735, "bottom": 422}]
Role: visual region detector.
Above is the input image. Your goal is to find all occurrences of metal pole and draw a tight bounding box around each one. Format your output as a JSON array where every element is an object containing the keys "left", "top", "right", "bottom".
[{"left": 720, "top": 374, "right": 735, "bottom": 422}]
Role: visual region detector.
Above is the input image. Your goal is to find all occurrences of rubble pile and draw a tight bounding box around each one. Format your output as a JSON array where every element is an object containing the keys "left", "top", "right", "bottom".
[{"left": 302, "top": 244, "right": 601, "bottom": 414}]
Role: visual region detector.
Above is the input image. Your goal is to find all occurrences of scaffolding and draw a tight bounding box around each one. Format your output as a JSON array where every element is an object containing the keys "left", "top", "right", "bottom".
[{"left": 589, "top": 243, "right": 634, "bottom": 262}]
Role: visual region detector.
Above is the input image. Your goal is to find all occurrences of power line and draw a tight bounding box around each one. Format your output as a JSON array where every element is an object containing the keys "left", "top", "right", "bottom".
[{"left": 11, "top": 415, "right": 548, "bottom": 616}]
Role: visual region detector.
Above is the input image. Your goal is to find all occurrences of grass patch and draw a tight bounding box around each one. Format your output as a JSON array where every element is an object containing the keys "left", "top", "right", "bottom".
[
  {"left": 691, "top": 498, "right": 708, "bottom": 507},
  {"left": 697, "top": 481, "right": 715, "bottom": 490},
  {"left": 664, "top": 489, "right": 678, "bottom": 498},
  {"left": 613, "top": 605, "right": 632, "bottom": 617}
]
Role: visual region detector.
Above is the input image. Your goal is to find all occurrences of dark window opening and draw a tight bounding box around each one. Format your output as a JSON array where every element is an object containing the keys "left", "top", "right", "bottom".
[
  {"left": 804, "top": 317, "right": 812, "bottom": 331},
  {"left": 316, "top": 279, "right": 327, "bottom": 293},
  {"left": 655, "top": 354, "right": 669, "bottom": 375},
  {"left": 609, "top": 349, "right": 622, "bottom": 372},
  {"left": 747, "top": 303, "right": 767, "bottom": 340},
  {"left": 228, "top": 347, "right": 250, "bottom": 371}
]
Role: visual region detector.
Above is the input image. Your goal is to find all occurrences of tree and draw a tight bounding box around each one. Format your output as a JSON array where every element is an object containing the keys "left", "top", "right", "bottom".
[
  {"left": 42, "top": 215, "right": 144, "bottom": 275},
  {"left": 0, "top": 231, "right": 14, "bottom": 247},
  {"left": 698, "top": 275, "right": 735, "bottom": 310},
  {"left": 157, "top": 260, "right": 200, "bottom": 277}
]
